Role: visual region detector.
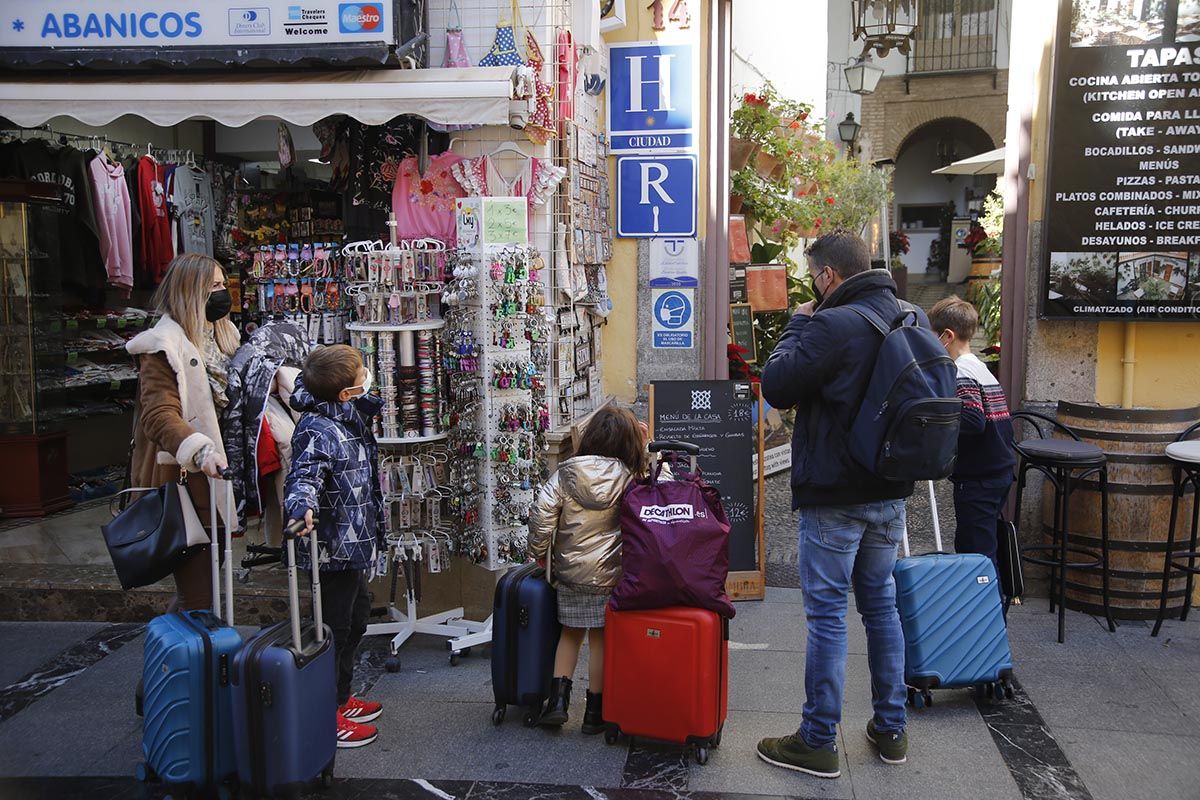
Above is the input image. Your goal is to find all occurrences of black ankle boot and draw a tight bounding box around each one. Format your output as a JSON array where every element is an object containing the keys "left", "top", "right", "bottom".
[
  {"left": 581, "top": 691, "right": 604, "bottom": 735},
  {"left": 540, "top": 677, "right": 572, "bottom": 727}
]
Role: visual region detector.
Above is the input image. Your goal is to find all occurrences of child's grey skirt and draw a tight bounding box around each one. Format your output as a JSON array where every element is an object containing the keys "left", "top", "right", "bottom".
[{"left": 556, "top": 583, "right": 612, "bottom": 628}]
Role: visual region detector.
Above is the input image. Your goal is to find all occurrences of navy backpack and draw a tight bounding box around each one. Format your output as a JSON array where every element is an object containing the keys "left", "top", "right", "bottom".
[{"left": 847, "top": 303, "right": 961, "bottom": 482}]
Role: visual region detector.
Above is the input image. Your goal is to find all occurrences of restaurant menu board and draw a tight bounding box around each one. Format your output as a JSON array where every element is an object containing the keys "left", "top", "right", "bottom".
[
  {"left": 1043, "top": 0, "right": 1200, "bottom": 320},
  {"left": 651, "top": 381, "right": 757, "bottom": 573}
]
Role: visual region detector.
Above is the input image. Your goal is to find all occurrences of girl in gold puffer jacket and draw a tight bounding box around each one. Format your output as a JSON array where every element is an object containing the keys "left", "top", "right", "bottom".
[{"left": 528, "top": 406, "right": 648, "bottom": 734}]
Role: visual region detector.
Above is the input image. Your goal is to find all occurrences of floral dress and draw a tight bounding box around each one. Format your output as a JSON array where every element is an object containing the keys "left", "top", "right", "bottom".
[{"left": 390, "top": 152, "right": 466, "bottom": 244}]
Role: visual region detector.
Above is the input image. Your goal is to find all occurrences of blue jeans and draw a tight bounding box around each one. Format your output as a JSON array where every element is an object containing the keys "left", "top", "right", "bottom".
[{"left": 798, "top": 500, "right": 907, "bottom": 747}]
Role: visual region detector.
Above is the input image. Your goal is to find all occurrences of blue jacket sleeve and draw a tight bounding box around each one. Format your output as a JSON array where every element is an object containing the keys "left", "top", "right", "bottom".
[
  {"left": 761, "top": 312, "right": 838, "bottom": 410},
  {"left": 284, "top": 422, "right": 333, "bottom": 523}
]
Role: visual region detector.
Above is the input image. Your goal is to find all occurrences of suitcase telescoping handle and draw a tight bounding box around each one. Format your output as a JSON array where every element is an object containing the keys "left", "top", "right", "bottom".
[
  {"left": 648, "top": 440, "right": 700, "bottom": 474},
  {"left": 901, "top": 480, "right": 945, "bottom": 558},
  {"left": 282, "top": 517, "right": 326, "bottom": 651},
  {"left": 208, "top": 471, "right": 237, "bottom": 626}
]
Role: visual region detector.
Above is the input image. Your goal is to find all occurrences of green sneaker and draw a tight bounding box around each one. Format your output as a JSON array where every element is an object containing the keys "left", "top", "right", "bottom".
[
  {"left": 756, "top": 733, "right": 841, "bottom": 779},
  {"left": 866, "top": 719, "right": 908, "bottom": 764}
]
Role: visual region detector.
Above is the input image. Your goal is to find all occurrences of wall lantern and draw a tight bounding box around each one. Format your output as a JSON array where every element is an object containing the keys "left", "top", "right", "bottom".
[
  {"left": 844, "top": 55, "right": 885, "bottom": 95},
  {"left": 850, "top": 0, "right": 920, "bottom": 58},
  {"left": 838, "top": 112, "right": 863, "bottom": 147}
]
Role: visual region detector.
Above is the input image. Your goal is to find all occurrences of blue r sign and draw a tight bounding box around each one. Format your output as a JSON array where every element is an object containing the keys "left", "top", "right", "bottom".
[{"left": 616, "top": 155, "right": 697, "bottom": 238}]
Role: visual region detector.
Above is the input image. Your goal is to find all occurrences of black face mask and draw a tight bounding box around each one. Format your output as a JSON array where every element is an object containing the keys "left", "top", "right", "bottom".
[
  {"left": 205, "top": 289, "right": 232, "bottom": 322},
  {"left": 811, "top": 270, "right": 827, "bottom": 306}
]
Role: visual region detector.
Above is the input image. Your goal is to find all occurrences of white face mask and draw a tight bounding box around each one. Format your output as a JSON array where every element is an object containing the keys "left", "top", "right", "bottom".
[{"left": 346, "top": 369, "right": 372, "bottom": 399}]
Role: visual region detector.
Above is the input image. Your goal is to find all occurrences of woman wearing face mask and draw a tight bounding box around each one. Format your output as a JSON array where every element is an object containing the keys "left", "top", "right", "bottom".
[{"left": 126, "top": 253, "right": 240, "bottom": 611}]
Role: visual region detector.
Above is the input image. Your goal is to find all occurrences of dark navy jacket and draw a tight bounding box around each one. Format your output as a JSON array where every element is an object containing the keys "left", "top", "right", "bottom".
[
  {"left": 762, "top": 269, "right": 926, "bottom": 508},
  {"left": 284, "top": 376, "right": 384, "bottom": 573}
]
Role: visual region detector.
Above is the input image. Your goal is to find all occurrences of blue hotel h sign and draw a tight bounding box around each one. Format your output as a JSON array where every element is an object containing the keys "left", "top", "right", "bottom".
[{"left": 607, "top": 41, "right": 696, "bottom": 154}]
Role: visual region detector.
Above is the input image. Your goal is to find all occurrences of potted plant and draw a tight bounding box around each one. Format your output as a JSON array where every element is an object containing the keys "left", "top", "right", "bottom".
[
  {"left": 973, "top": 275, "right": 1002, "bottom": 376},
  {"left": 731, "top": 90, "right": 777, "bottom": 172},
  {"left": 965, "top": 191, "right": 1004, "bottom": 300},
  {"left": 889, "top": 231, "right": 910, "bottom": 300}
]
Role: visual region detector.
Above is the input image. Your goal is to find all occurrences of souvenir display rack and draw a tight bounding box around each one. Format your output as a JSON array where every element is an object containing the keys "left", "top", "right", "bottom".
[{"left": 353, "top": 223, "right": 492, "bottom": 665}]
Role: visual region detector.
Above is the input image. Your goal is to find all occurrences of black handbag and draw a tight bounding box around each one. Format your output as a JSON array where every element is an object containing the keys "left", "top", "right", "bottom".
[{"left": 102, "top": 475, "right": 195, "bottom": 591}]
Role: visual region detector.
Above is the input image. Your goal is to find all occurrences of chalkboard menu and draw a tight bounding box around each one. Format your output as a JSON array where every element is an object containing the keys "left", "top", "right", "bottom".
[
  {"left": 729, "top": 303, "right": 757, "bottom": 361},
  {"left": 650, "top": 381, "right": 758, "bottom": 574},
  {"left": 1043, "top": 0, "right": 1200, "bottom": 320}
]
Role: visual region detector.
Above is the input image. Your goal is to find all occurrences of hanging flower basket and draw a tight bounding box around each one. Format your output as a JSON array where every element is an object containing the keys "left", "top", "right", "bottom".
[{"left": 731, "top": 138, "right": 758, "bottom": 171}]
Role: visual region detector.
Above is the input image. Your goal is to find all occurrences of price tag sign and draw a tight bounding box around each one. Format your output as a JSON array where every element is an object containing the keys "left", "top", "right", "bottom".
[
  {"left": 110, "top": 379, "right": 121, "bottom": 391},
  {"left": 66, "top": 319, "right": 78, "bottom": 330},
  {"left": 117, "top": 317, "right": 127, "bottom": 330},
  {"left": 97, "top": 316, "right": 108, "bottom": 329},
  {"left": 67, "top": 351, "right": 78, "bottom": 364},
  {"left": 481, "top": 197, "right": 529, "bottom": 246}
]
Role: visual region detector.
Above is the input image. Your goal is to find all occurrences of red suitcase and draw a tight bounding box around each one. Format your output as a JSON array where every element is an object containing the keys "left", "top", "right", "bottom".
[{"left": 601, "top": 605, "right": 728, "bottom": 765}]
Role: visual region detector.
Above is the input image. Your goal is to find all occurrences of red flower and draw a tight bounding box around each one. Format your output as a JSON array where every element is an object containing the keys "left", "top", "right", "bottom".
[
  {"left": 815, "top": 217, "right": 823, "bottom": 227},
  {"left": 789, "top": 121, "right": 801, "bottom": 129},
  {"left": 420, "top": 179, "right": 434, "bottom": 194},
  {"left": 825, "top": 196, "right": 836, "bottom": 205}
]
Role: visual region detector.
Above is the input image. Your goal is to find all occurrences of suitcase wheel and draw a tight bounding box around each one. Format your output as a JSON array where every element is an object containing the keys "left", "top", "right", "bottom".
[
  {"left": 695, "top": 746, "right": 709, "bottom": 766},
  {"left": 321, "top": 766, "right": 335, "bottom": 789},
  {"left": 385, "top": 655, "right": 401, "bottom": 673},
  {"left": 492, "top": 706, "right": 506, "bottom": 726},
  {"left": 603, "top": 726, "right": 620, "bottom": 746},
  {"left": 522, "top": 707, "right": 540, "bottom": 727},
  {"left": 711, "top": 725, "right": 723, "bottom": 748},
  {"left": 907, "top": 687, "right": 933, "bottom": 709}
]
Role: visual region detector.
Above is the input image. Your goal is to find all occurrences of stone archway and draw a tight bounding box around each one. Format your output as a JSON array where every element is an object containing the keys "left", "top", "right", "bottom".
[{"left": 860, "top": 72, "right": 1008, "bottom": 163}]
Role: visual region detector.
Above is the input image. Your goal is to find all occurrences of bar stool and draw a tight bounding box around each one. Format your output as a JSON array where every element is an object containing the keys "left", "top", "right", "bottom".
[
  {"left": 1151, "top": 422, "right": 1200, "bottom": 637},
  {"left": 1011, "top": 411, "right": 1117, "bottom": 643}
]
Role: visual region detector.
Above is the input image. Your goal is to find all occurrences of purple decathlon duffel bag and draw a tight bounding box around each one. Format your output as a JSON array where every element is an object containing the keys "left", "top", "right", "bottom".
[{"left": 610, "top": 441, "right": 735, "bottom": 619}]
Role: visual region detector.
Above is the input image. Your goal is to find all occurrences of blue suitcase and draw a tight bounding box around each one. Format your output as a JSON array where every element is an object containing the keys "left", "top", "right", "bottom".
[
  {"left": 232, "top": 520, "right": 336, "bottom": 798},
  {"left": 894, "top": 481, "right": 1014, "bottom": 708},
  {"left": 491, "top": 562, "right": 561, "bottom": 726},
  {"left": 138, "top": 477, "right": 241, "bottom": 793}
]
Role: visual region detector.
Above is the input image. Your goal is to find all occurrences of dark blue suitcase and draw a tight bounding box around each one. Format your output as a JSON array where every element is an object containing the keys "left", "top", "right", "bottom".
[
  {"left": 138, "top": 477, "right": 241, "bottom": 793},
  {"left": 232, "top": 520, "right": 336, "bottom": 798},
  {"left": 491, "top": 562, "right": 561, "bottom": 726},
  {"left": 895, "top": 484, "right": 1014, "bottom": 708}
]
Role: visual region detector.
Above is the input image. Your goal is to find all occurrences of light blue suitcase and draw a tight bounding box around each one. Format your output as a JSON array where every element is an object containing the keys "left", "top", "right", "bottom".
[
  {"left": 138, "top": 478, "right": 242, "bottom": 793},
  {"left": 893, "top": 481, "right": 1015, "bottom": 708}
]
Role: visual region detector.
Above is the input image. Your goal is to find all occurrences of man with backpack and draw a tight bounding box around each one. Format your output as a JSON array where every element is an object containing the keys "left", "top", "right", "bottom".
[{"left": 758, "top": 229, "right": 955, "bottom": 779}]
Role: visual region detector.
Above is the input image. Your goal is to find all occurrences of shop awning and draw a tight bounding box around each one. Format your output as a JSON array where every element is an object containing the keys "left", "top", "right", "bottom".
[
  {"left": 931, "top": 147, "right": 1006, "bottom": 176},
  {"left": 0, "top": 67, "right": 516, "bottom": 128}
]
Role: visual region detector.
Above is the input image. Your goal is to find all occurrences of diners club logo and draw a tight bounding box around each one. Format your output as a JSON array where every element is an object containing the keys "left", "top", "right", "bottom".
[{"left": 339, "top": 3, "right": 383, "bottom": 33}]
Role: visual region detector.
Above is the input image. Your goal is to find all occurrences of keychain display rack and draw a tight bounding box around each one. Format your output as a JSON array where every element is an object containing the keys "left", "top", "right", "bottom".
[
  {"left": 353, "top": 222, "right": 493, "bottom": 666},
  {"left": 443, "top": 221, "right": 552, "bottom": 573}
]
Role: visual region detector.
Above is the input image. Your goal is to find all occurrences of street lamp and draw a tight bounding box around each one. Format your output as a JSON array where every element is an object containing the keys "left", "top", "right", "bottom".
[
  {"left": 850, "top": 0, "right": 920, "bottom": 58},
  {"left": 844, "top": 55, "right": 885, "bottom": 95},
  {"left": 838, "top": 112, "right": 862, "bottom": 158}
]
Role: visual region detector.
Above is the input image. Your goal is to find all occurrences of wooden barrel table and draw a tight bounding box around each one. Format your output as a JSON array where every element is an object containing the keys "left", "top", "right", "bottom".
[
  {"left": 1044, "top": 402, "right": 1200, "bottom": 619},
  {"left": 964, "top": 256, "right": 1000, "bottom": 301}
]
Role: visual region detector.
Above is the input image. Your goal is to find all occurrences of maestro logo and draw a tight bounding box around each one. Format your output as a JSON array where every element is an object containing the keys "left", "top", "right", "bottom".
[
  {"left": 339, "top": 3, "right": 384, "bottom": 33},
  {"left": 229, "top": 7, "right": 270, "bottom": 36}
]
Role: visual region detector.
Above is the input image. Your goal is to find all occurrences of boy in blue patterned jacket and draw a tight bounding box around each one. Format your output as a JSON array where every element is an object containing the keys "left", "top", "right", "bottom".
[
  {"left": 285, "top": 344, "right": 385, "bottom": 749},
  {"left": 929, "top": 297, "right": 1016, "bottom": 567}
]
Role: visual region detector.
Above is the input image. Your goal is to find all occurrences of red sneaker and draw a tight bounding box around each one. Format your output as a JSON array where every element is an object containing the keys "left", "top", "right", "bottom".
[
  {"left": 339, "top": 695, "right": 383, "bottom": 723},
  {"left": 335, "top": 712, "right": 377, "bottom": 749}
]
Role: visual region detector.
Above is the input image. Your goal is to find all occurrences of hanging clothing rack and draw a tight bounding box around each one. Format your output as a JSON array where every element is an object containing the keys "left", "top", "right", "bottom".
[{"left": 0, "top": 124, "right": 200, "bottom": 165}]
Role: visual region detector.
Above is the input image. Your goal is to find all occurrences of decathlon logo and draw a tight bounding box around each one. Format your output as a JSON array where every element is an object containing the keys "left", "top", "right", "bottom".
[
  {"left": 639, "top": 504, "right": 700, "bottom": 523},
  {"left": 339, "top": 3, "right": 384, "bottom": 33}
]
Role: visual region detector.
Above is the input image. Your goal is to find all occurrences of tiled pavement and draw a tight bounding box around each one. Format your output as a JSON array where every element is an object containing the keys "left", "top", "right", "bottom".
[{"left": 0, "top": 559, "right": 1197, "bottom": 799}]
